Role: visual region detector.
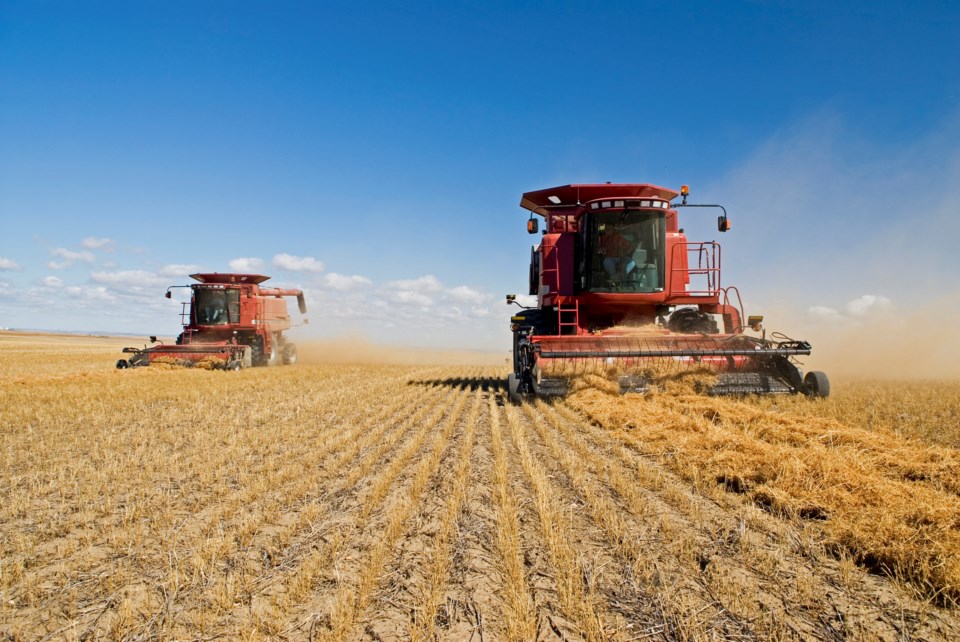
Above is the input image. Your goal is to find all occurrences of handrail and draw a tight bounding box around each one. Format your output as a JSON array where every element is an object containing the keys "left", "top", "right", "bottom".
[{"left": 670, "top": 241, "right": 721, "bottom": 296}]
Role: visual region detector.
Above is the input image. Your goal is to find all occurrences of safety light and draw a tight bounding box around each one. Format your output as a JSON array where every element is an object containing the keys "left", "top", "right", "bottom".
[
  {"left": 680, "top": 185, "right": 689, "bottom": 196},
  {"left": 747, "top": 315, "right": 764, "bottom": 331},
  {"left": 527, "top": 218, "right": 538, "bottom": 234}
]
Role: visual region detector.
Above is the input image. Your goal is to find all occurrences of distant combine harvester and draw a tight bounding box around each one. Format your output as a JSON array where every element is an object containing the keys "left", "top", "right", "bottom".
[{"left": 117, "top": 273, "right": 306, "bottom": 370}]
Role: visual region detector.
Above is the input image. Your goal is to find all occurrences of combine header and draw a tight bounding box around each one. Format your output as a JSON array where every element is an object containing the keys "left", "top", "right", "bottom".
[
  {"left": 506, "top": 183, "right": 829, "bottom": 401},
  {"left": 117, "top": 273, "right": 306, "bottom": 370}
]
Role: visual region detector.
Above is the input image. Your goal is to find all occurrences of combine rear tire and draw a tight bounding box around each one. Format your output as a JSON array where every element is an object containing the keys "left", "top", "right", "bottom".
[
  {"left": 803, "top": 371, "right": 830, "bottom": 398},
  {"left": 507, "top": 373, "right": 523, "bottom": 404},
  {"left": 282, "top": 343, "right": 297, "bottom": 365}
]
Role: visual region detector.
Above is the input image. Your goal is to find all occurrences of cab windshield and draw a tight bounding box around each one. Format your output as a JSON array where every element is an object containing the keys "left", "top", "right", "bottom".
[
  {"left": 586, "top": 210, "right": 665, "bottom": 293},
  {"left": 194, "top": 288, "right": 240, "bottom": 325}
]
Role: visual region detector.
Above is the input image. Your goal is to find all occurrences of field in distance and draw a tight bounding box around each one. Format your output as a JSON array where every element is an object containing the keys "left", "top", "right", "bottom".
[{"left": 2, "top": 332, "right": 960, "bottom": 641}]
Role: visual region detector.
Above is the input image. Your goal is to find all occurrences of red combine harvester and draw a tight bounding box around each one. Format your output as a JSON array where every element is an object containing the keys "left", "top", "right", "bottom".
[
  {"left": 506, "top": 183, "right": 829, "bottom": 401},
  {"left": 117, "top": 273, "right": 306, "bottom": 370}
]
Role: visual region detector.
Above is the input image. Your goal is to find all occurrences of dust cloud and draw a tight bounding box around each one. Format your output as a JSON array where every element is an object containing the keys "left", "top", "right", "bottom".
[
  {"left": 702, "top": 112, "right": 960, "bottom": 382},
  {"left": 769, "top": 295, "right": 960, "bottom": 381},
  {"left": 294, "top": 334, "right": 507, "bottom": 367}
]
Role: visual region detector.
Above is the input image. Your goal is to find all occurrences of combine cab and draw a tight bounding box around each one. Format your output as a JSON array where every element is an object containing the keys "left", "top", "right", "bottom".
[
  {"left": 507, "top": 183, "right": 829, "bottom": 401},
  {"left": 117, "top": 273, "right": 306, "bottom": 370}
]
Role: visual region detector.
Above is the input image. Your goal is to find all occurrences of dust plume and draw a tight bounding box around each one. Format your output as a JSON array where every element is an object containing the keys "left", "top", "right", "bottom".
[
  {"left": 697, "top": 110, "right": 960, "bottom": 381},
  {"left": 295, "top": 333, "right": 506, "bottom": 366},
  {"left": 758, "top": 294, "right": 960, "bottom": 380}
]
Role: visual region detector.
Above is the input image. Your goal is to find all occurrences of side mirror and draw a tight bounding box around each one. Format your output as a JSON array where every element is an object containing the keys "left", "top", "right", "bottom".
[
  {"left": 717, "top": 216, "right": 731, "bottom": 232},
  {"left": 149, "top": 336, "right": 158, "bottom": 343},
  {"left": 165, "top": 290, "right": 172, "bottom": 299},
  {"left": 506, "top": 294, "right": 516, "bottom": 305},
  {"left": 527, "top": 218, "right": 539, "bottom": 234}
]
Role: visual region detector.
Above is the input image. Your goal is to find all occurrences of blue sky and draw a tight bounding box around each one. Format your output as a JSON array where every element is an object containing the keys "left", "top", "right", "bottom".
[{"left": 2, "top": 1, "right": 959, "bottom": 355}]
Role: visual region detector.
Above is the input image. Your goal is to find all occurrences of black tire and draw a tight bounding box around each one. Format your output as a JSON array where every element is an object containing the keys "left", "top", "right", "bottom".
[
  {"left": 668, "top": 307, "right": 719, "bottom": 334},
  {"left": 803, "top": 371, "right": 830, "bottom": 398},
  {"left": 507, "top": 373, "right": 523, "bottom": 404},
  {"left": 281, "top": 342, "right": 297, "bottom": 365},
  {"left": 116, "top": 359, "right": 129, "bottom": 369},
  {"left": 265, "top": 334, "right": 279, "bottom": 367}
]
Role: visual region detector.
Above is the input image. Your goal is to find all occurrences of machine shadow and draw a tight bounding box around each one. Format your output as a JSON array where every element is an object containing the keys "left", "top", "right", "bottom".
[{"left": 409, "top": 376, "right": 506, "bottom": 392}]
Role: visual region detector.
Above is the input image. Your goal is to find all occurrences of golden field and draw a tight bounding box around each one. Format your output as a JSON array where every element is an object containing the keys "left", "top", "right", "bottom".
[{"left": 2, "top": 332, "right": 960, "bottom": 641}]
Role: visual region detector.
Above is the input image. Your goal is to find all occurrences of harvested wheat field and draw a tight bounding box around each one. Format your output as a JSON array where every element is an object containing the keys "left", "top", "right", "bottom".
[{"left": 3, "top": 333, "right": 960, "bottom": 641}]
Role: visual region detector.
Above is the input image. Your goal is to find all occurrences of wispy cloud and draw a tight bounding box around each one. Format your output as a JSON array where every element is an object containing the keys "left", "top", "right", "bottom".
[
  {"left": 446, "top": 285, "right": 490, "bottom": 305},
  {"left": 91, "top": 270, "right": 168, "bottom": 291},
  {"left": 386, "top": 275, "right": 443, "bottom": 293},
  {"left": 806, "top": 294, "right": 893, "bottom": 325},
  {"left": 81, "top": 237, "right": 114, "bottom": 251},
  {"left": 48, "top": 248, "right": 95, "bottom": 269},
  {"left": 0, "top": 257, "right": 21, "bottom": 271},
  {"left": 158, "top": 264, "right": 203, "bottom": 278},
  {"left": 228, "top": 257, "right": 265, "bottom": 272},
  {"left": 273, "top": 253, "right": 325, "bottom": 273},
  {"left": 323, "top": 272, "right": 372, "bottom": 291}
]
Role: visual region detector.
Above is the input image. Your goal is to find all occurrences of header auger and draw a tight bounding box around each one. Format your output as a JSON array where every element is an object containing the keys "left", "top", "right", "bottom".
[
  {"left": 506, "top": 183, "right": 829, "bottom": 401},
  {"left": 117, "top": 273, "right": 307, "bottom": 370}
]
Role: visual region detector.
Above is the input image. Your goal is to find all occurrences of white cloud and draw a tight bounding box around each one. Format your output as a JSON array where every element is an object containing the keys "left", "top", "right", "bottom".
[
  {"left": 42, "top": 276, "right": 64, "bottom": 288},
  {"left": 387, "top": 275, "right": 442, "bottom": 293},
  {"left": 0, "top": 257, "right": 21, "bottom": 271},
  {"left": 64, "top": 285, "right": 116, "bottom": 303},
  {"left": 273, "top": 253, "right": 325, "bottom": 273},
  {"left": 387, "top": 290, "right": 433, "bottom": 307},
  {"left": 91, "top": 270, "right": 168, "bottom": 290},
  {"left": 228, "top": 257, "right": 265, "bottom": 272},
  {"left": 807, "top": 305, "right": 845, "bottom": 323},
  {"left": 48, "top": 248, "right": 95, "bottom": 269},
  {"left": 807, "top": 295, "right": 894, "bottom": 325},
  {"left": 324, "top": 272, "right": 372, "bottom": 291},
  {"left": 81, "top": 237, "right": 114, "bottom": 250},
  {"left": 845, "top": 294, "right": 892, "bottom": 317},
  {"left": 158, "top": 264, "right": 202, "bottom": 278},
  {"left": 445, "top": 285, "right": 489, "bottom": 305}
]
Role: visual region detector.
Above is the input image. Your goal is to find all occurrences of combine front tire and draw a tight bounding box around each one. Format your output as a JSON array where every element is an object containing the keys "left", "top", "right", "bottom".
[
  {"left": 668, "top": 307, "right": 719, "bottom": 334},
  {"left": 803, "top": 371, "right": 830, "bottom": 398},
  {"left": 507, "top": 373, "right": 523, "bottom": 404},
  {"left": 282, "top": 343, "right": 297, "bottom": 365},
  {"left": 116, "top": 359, "right": 129, "bottom": 369}
]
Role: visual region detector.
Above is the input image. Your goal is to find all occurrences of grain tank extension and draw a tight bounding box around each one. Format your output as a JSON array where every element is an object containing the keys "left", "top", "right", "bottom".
[
  {"left": 507, "top": 183, "right": 829, "bottom": 401},
  {"left": 117, "top": 273, "right": 306, "bottom": 370}
]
